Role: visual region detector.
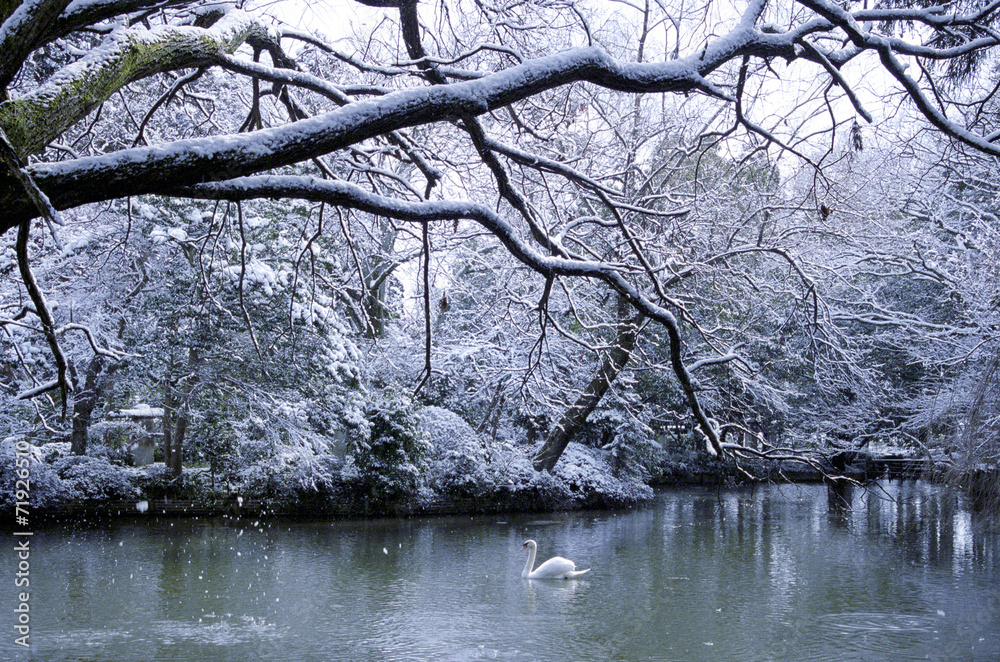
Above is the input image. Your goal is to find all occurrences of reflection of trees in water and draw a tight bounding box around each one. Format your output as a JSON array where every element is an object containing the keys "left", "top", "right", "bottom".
[
  {"left": 827, "top": 481, "right": 854, "bottom": 519},
  {"left": 682, "top": 483, "right": 997, "bottom": 601},
  {"left": 851, "top": 482, "right": 998, "bottom": 570},
  {"left": 949, "top": 355, "right": 1000, "bottom": 513}
]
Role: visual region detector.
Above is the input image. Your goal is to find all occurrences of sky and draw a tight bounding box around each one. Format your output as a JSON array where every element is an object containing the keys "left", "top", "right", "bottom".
[{"left": 252, "top": 0, "right": 386, "bottom": 44}]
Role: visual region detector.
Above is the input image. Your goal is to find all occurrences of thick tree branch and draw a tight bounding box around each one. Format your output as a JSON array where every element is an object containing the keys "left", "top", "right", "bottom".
[
  {"left": 0, "top": 7, "right": 273, "bottom": 157},
  {"left": 14, "top": 217, "right": 70, "bottom": 406},
  {"left": 0, "top": 0, "right": 73, "bottom": 94},
  {"left": 1, "top": 27, "right": 799, "bottom": 228}
]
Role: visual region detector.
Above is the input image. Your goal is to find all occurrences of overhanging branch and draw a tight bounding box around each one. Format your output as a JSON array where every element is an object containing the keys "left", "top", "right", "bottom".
[{"left": 1, "top": 29, "right": 797, "bottom": 230}]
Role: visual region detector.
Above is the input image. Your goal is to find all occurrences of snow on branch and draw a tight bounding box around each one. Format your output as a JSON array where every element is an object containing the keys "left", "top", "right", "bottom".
[
  {"left": 16, "top": 379, "right": 61, "bottom": 400},
  {"left": 796, "top": 0, "right": 1000, "bottom": 157},
  {"left": 3, "top": 24, "right": 799, "bottom": 227},
  {"left": 0, "top": 0, "right": 73, "bottom": 91},
  {"left": 0, "top": 125, "right": 64, "bottom": 249},
  {"left": 56, "top": 323, "right": 126, "bottom": 359},
  {"left": 0, "top": 7, "right": 272, "bottom": 157}
]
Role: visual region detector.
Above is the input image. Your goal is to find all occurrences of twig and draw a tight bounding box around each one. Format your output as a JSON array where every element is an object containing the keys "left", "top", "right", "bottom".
[
  {"left": 414, "top": 222, "right": 433, "bottom": 395},
  {"left": 235, "top": 201, "right": 266, "bottom": 367}
]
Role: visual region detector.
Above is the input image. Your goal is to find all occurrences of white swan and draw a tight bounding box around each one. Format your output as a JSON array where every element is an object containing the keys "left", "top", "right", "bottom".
[{"left": 520, "top": 540, "right": 590, "bottom": 579}]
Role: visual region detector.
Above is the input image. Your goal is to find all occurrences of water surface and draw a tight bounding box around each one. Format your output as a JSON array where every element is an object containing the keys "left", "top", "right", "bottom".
[{"left": 4, "top": 481, "right": 999, "bottom": 660}]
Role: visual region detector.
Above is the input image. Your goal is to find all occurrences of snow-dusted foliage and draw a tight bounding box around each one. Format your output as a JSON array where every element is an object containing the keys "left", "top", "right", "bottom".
[
  {"left": 343, "top": 391, "right": 429, "bottom": 506},
  {"left": 0, "top": 438, "right": 140, "bottom": 512},
  {"left": 49, "top": 455, "right": 141, "bottom": 502},
  {"left": 87, "top": 420, "right": 146, "bottom": 464},
  {"left": 6, "top": 0, "right": 1000, "bottom": 517},
  {"left": 419, "top": 405, "right": 492, "bottom": 495},
  {"left": 417, "top": 406, "right": 652, "bottom": 509},
  {"left": 552, "top": 444, "right": 654, "bottom": 505},
  {"left": 236, "top": 442, "right": 343, "bottom": 502},
  {"left": 0, "top": 438, "right": 72, "bottom": 512},
  {"left": 460, "top": 441, "right": 653, "bottom": 510}
]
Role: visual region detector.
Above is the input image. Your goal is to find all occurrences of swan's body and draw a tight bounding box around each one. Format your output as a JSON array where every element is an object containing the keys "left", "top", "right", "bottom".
[{"left": 520, "top": 540, "right": 590, "bottom": 579}]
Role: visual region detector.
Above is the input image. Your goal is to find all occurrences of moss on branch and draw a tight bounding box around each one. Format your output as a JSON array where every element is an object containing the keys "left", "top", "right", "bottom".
[{"left": 0, "top": 8, "right": 271, "bottom": 157}]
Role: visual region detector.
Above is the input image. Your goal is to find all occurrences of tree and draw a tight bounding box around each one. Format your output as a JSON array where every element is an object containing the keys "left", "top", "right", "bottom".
[
  {"left": 5, "top": 0, "right": 1000, "bottom": 471},
  {"left": 831, "top": 132, "right": 1000, "bottom": 464}
]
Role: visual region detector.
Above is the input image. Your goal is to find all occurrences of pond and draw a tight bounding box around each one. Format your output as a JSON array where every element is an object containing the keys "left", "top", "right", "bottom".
[{"left": 3, "top": 481, "right": 999, "bottom": 661}]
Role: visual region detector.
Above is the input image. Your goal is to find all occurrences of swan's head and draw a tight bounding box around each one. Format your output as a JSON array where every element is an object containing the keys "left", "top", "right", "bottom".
[{"left": 521, "top": 540, "right": 536, "bottom": 551}]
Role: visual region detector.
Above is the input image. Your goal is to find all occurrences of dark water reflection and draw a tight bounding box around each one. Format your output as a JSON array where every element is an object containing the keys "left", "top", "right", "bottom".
[{"left": 3, "top": 481, "right": 999, "bottom": 661}]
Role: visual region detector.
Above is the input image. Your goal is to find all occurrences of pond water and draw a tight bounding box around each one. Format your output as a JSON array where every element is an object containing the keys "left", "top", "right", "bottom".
[{"left": 3, "top": 481, "right": 999, "bottom": 661}]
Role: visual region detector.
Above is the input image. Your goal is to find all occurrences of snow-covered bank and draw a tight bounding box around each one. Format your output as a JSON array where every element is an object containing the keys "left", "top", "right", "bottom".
[
  {"left": 0, "top": 408, "right": 655, "bottom": 520},
  {"left": 5, "top": 405, "right": 992, "bottom": 522}
]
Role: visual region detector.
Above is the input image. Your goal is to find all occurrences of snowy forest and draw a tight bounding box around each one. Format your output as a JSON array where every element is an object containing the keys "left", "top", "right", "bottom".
[{"left": 1, "top": 0, "right": 999, "bottom": 515}]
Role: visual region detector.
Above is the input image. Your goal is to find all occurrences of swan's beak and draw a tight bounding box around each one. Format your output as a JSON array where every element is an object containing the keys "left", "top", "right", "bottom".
[{"left": 521, "top": 543, "right": 527, "bottom": 550}]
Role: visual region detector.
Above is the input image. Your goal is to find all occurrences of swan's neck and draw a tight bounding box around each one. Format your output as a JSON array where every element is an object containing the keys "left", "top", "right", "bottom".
[{"left": 522, "top": 543, "right": 536, "bottom": 578}]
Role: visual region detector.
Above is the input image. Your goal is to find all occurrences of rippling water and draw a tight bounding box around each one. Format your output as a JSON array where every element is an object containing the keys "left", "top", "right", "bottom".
[{"left": 3, "top": 481, "right": 999, "bottom": 661}]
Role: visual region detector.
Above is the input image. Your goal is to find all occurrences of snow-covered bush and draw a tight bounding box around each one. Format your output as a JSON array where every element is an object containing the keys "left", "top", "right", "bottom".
[
  {"left": 447, "top": 442, "right": 652, "bottom": 511},
  {"left": 344, "top": 392, "right": 429, "bottom": 506},
  {"left": 0, "top": 438, "right": 72, "bottom": 512},
  {"left": 553, "top": 443, "right": 653, "bottom": 506},
  {"left": 420, "top": 407, "right": 653, "bottom": 510},
  {"left": 237, "top": 444, "right": 344, "bottom": 502},
  {"left": 418, "top": 406, "right": 491, "bottom": 496},
  {"left": 416, "top": 406, "right": 552, "bottom": 506},
  {"left": 601, "top": 414, "right": 663, "bottom": 482},
  {"left": 39, "top": 441, "right": 71, "bottom": 462},
  {"left": 1, "top": 438, "right": 142, "bottom": 512},
  {"left": 50, "top": 455, "right": 141, "bottom": 502},
  {"left": 415, "top": 406, "right": 654, "bottom": 509},
  {"left": 483, "top": 446, "right": 576, "bottom": 510},
  {"left": 134, "top": 463, "right": 216, "bottom": 501}
]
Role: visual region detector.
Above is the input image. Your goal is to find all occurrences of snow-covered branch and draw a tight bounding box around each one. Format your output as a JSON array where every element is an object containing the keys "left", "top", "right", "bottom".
[
  {"left": 2, "top": 18, "right": 797, "bottom": 229},
  {"left": 0, "top": 6, "right": 274, "bottom": 156}
]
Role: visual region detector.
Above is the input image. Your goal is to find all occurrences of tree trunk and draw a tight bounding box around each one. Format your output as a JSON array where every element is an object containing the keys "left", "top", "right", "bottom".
[
  {"left": 161, "top": 348, "right": 198, "bottom": 477},
  {"left": 361, "top": 261, "right": 396, "bottom": 338},
  {"left": 162, "top": 380, "right": 192, "bottom": 478},
  {"left": 534, "top": 306, "right": 643, "bottom": 472},
  {"left": 162, "top": 378, "right": 177, "bottom": 474},
  {"left": 69, "top": 355, "right": 104, "bottom": 455},
  {"left": 170, "top": 413, "right": 187, "bottom": 477}
]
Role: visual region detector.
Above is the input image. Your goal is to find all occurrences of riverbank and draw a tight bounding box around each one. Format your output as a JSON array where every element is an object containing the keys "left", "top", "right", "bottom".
[
  {"left": 9, "top": 455, "right": 993, "bottom": 526},
  {"left": 7, "top": 463, "right": 997, "bottom": 524},
  {"left": 4, "top": 414, "right": 997, "bottom": 523},
  {"left": 1, "top": 433, "right": 658, "bottom": 522}
]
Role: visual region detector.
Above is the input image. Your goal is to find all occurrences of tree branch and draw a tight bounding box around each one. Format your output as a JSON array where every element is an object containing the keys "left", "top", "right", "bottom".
[{"left": 1, "top": 31, "right": 799, "bottom": 228}]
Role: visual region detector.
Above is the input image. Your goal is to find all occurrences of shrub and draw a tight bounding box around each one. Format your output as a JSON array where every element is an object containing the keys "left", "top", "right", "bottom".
[
  {"left": 0, "top": 437, "right": 72, "bottom": 512},
  {"left": 419, "top": 406, "right": 490, "bottom": 497},
  {"left": 50, "top": 455, "right": 140, "bottom": 501},
  {"left": 344, "top": 392, "right": 429, "bottom": 506}
]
